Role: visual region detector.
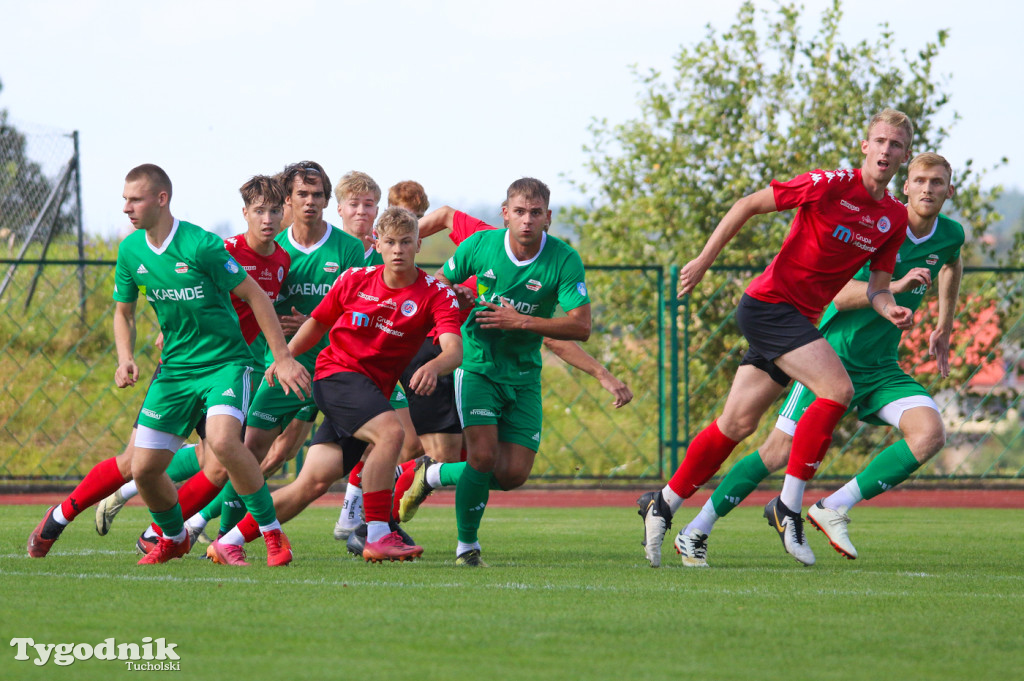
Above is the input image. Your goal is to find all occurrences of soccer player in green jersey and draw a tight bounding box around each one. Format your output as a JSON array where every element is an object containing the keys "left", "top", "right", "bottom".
[
  {"left": 674, "top": 153, "right": 964, "bottom": 567},
  {"left": 77, "top": 164, "right": 305, "bottom": 565},
  {"left": 436, "top": 177, "right": 592, "bottom": 566}
]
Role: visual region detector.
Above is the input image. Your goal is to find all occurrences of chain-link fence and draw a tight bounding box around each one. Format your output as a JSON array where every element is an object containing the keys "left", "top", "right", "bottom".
[{"left": 2, "top": 251, "right": 1021, "bottom": 485}]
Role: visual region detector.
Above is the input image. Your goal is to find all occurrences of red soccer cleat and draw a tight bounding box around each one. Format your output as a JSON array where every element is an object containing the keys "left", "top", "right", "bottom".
[
  {"left": 27, "top": 506, "right": 60, "bottom": 558},
  {"left": 207, "top": 540, "right": 250, "bottom": 566},
  {"left": 363, "top": 531, "right": 423, "bottom": 563},
  {"left": 263, "top": 529, "right": 292, "bottom": 567},
  {"left": 137, "top": 536, "right": 191, "bottom": 565}
]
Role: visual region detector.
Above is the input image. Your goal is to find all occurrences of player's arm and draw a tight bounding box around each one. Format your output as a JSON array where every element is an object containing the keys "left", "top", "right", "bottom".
[
  {"left": 544, "top": 338, "right": 633, "bottom": 408},
  {"left": 434, "top": 270, "right": 475, "bottom": 310},
  {"left": 865, "top": 270, "right": 913, "bottom": 330},
  {"left": 833, "top": 267, "right": 934, "bottom": 311},
  {"left": 929, "top": 256, "right": 963, "bottom": 378},
  {"left": 477, "top": 301, "right": 591, "bottom": 341},
  {"left": 678, "top": 187, "right": 777, "bottom": 297},
  {"left": 113, "top": 300, "right": 139, "bottom": 388},
  {"left": 233, "top": 275, "right": 311, "bottom": 399},
  {"left": 407, "top": 332, "right": 463, "bottom": 396},
  {"left": 418, "top": 205, "right": 456, "bottom": 239},
  {"left": 286, "top": 317, "right": 331, "bottom": 358}
]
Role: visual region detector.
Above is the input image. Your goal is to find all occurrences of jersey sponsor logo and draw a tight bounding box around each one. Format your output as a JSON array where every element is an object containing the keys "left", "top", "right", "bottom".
[
  {"left": 136, "top": 264, "right": 148, "bottom": 274},
  {"left": 146, "top": 285, "right": 205, "bottom": 302},
  {"left": 470, "top": 408, "right": 496, "bottom": 417},
  {"left": 482, "top": 268, "right": 496, "bottom": 279},
  {"left": 526, "top": 279, "right": 542, "bottom": 292},
  {"left": 378, "top": 298, "right": 397, "bottom": 310},
  {"left": 576, "top": 282, "right": 587, "bottom": 297},
  {"left": 831, "top": 225, "right": 852, "bottom": 243},
  {"left": 141, "top": 408, "right": 162, "bottom": 420},
  {"left": 225, "top": 258, "right": 240, "bottom": 274},
  {"left": 926, "top": 254, "right": 939, "bottom": 265},
  {"left": 251, "top": 410, "right": 279, "bottom": 423},
  {"left": 222, "top": 388, "right": 236, "bottom": 397},
  {"left": 373, "top": 315, "right": 405, "bottom": 337},
  {"left": 174, "top": 261, "right": 189, "bottom": 274},
  {"left": 447, "top": 256, "right": 455, "bottom": 270},
  {"left": 486, "top": 294, "right": 538, "bottom": 315},
  {"left": 277, "top": 266, "right": 284, "bottom": 282},
  {"left": 877, "top": 216, "right": 891, "bottom": 233},
  {"left": 324, "top": 261, "right": 340, "bottom": 273},
  {"left": 400, "top": 300, "right": 418, "bottom": 317},
  {"left": 357, "top": 291, "right": 380, "bottom": 302},
  {"left": 242, "top": 265, "right": 256, "bottom": 271},
  {"left": 286, "top": 282, "right": 332, "bottom": 297},
  {"left": 350, "top": 312, "right": 370, "bottom": 327},
  {"left": 859, "top": 215, "right": 875, "bottom": 227},
  {"left": 840, "top": 199, "right": 860, "bottom": 212},
  {"left": 259, "top": 268, "right": 273, "bottom": 281}
]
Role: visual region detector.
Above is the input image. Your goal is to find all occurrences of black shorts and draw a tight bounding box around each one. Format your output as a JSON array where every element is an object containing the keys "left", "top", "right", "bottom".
[
  {"left": 309, "top": 372, "right": 386, "bottom": 468},
  {"left": 400, "top": 339, "right": 462, "bottom": 435},
  {"left": 735, "top": 294, "right": 822, "bottom": 387}
]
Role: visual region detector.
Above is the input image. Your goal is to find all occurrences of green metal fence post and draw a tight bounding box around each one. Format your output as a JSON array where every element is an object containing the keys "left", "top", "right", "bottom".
[{"left": 668, "top": 265, "right": 680, "bottom": 473}]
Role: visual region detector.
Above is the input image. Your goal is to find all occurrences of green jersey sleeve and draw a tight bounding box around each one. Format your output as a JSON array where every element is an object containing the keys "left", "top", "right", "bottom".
[
  {"left": 556, "top": 249, "right": 590, "bottom": 312},
  {"left": 113, "top": 245, "right": 140, "bottom": 304},
  {"left": 194, "top": 231, "right": 248, "bottom": 293}
]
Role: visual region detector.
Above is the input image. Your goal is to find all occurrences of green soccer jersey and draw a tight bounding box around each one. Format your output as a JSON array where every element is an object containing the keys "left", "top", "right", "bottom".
[
  {"left": 269, "top": 223, "right": 365, "bottom": 370},
  {"left": 443, "top": 229, "right": 590, "bottom": 385},
  {"left": 818, "top": 213, "right": 965, "bottom": 371},
  {"left": 364, "top": 244, "right": 383, "bottom": 266},
  {"left": 113, "top": 219, "right": 251, "bottom": 371}
]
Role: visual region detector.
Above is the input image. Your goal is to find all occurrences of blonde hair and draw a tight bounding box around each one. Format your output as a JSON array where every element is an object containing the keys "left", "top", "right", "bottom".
[
  {"left": 375, "top": 206, "right": 418, "bottom": 239},
  {"left": 334, "top": 171, "right": 381, "bottom": 204},
  {"left": 907, "top": 152, "right": 952, "bottom": 183},
  {"left": 867, "top": 109, "right": 914, "bottom": 146}
]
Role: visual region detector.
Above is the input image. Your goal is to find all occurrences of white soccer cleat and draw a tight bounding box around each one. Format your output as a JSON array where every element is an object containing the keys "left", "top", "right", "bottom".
[
  {"left": 95, "top": 489, "right": 128, "bottom": 536},
  {"left": 764, "top": 496, "right": 815, "bottom": 566},
  {"left": 636, "top": 491, "right": 672, "bottom": 568},
  {"left": 807, "top": 501, "right": 857, "bottom": 559},
  {"left": 674, "top": 528, "right": 710, "bottom": 568}
]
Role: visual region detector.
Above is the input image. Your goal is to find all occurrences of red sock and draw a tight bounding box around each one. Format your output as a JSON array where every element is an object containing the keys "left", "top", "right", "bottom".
[
  {"left": 61, "top": 457, "right": 127, "bottom": 521},
  {"left": 348, "top": 461, "right": 364, "bottom": 487},
  {"left": 150, "top": 471, "right": 222, "bottom": 536},
  {"left": 236, "top": 513, "right": 261, "bottom": 543},
  {"left": 786, "top": 398, "right": 846, "bottom": 481},
  {"left": 667, "top": 420, "right": 739, "bottom": 499},
  {"left": 363, "top": 489, "right": 392, "bottom": 524},
  {"left": 392, "top": 466, "right": 416, "bottom": 520}
]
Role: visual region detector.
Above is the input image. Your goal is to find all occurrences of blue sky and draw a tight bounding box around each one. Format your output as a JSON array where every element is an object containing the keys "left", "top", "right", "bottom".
[{"left": 0, "top": 0, "right": 1018, "bottom": 237}]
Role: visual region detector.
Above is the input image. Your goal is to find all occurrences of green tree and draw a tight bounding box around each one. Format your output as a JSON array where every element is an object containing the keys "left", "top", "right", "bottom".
[{"left": 566, "top": 0, "right": 1006, "bottom": 472}]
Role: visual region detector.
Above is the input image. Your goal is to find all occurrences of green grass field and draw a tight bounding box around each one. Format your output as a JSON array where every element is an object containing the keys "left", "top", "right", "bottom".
[{"left": 2, "top": 504, "right": 1022, "bottom": 681}]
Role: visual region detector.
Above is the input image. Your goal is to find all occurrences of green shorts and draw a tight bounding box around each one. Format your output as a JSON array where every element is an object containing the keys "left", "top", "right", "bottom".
[
  {"left": 454, "top": 368, "right": 542, "bottom": 452},
  {"left": 777, "top": 362, "right": 932, "bottom": 432},
  {"left": 246, "top": 376, "right": 318, "bottom": 432},
  {"left": 390, "top": 383, "right": 409, "bottom": 410},
  {"left": 138, "top": 363, "right": 255, "bottom": 438}
]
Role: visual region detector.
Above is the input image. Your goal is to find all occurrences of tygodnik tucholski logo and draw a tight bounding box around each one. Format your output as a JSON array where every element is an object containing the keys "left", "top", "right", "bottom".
[{"left": 10, "top": 636, "right": 181, "bottom": 670}]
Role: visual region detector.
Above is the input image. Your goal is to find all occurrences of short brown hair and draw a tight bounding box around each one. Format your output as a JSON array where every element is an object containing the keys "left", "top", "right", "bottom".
[
  {"left": 334, "top": 171, "right": 381, "bottom": 205},
  {"left": 907, "top": 152, "right": 952, "bottom": 183},
  {"left": 375, "top": 206, "right": 418, "bottom": 240},
  {"left": 867, "top": 109, "right": 914, "bottom": 147},
  {"left": 506, "top": 177, "right": 550, "bottom": 207},
  {"left": 281, "top": 161, "right": 331, "bottom": 203},
  {"left": 387, "top": 181, "right": 429, "bottom": 217},
  {"left": 239, "top": 175, "right": 286, "bottom": 209},
  {"left": 125, "top": 164, "right": 172, "bottom": 199}
]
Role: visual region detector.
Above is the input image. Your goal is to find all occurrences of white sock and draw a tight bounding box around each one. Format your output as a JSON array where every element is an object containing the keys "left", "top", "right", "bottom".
[
  {"left": 142, "top": 526, "right": 159, "bottom": 540},
  {"left": 119, "top": 480, "right": 139, "bottom": 499},
  {"left": 340, "top": 484, "right": 363, "bottom": 526},
  {"left": 661, "top": 485, "right": 684, "bottom": 515},
  {"left": 823, "top": 479, "right": 863, "bottom": 512},
  {"left": 220, "top": 526, "right": 246, "bottom": 546},
  {"left": 258, "top": 520, "right": 281, "bottom": 534},
  {"left": 684, "top": 499, "right": 720, "bottom": 536},
  {"left": 168, "top": 528, "right": 187, "bottom": 544},
  {"left": 52, "top": 505, "right": 70, "bottom": 526},
  {"left": 457, "top": 540, "right": 481, "bottom": 556},
  {"left": 367, "top": 520, "right": 389, "bottom": 543},
  {"left": 426, "top": 463, "right": 442, "bottom": 488},
  {"left": 186, "top": 513, "right": 208, "bottom": 530},
  {"left": 779, "top": 475, "right": 807, "bottom": 513}
]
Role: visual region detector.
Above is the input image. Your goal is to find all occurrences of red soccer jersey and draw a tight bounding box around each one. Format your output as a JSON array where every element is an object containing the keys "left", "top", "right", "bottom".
[
  {"left": 310, "top": 266, "right": 463, "bottom": 395},
  {"left": 224, "top": 234, "right": 291, "bottom": 344},
  {"left": 745, "top": 168, "right": 908, "bottom": 319}
]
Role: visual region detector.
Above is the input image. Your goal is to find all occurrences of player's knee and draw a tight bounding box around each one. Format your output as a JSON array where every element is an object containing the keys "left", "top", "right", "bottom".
[
  {"left": 906, "top": 423, "right": 946, "bottom": 462},
  {"left": 718, "top": 416, "right": 759, "bottom": 442},
  {"left": 823, "top": 380, "right": 854, "bottom": 406},
  {"left": 130, "top": 456, "right": 163, "bottom": 482},
  {"left": 494, "top": 468, "right": 529, "bottom": 490}
]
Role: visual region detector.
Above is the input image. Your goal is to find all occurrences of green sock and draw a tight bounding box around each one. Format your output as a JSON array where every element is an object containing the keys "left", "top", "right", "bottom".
[
  {"left": 455, "top": 464, "right": 493, "bottom": 544},
  {"left": 854, "top": 440, "right": 920, "bottom": 501},
  {"left": 239, "top": 482, "right": 276, "bottom": 527},
  {"left": 150, "top": 503, "right": 184, "bottom": 538},
  {"left": 709, "top": 451, "right": 771, "bottom": 517},
  {"left": 439, "top": 461, "right": 503, "bottom": 490},
  {"left": 219, "top": 488, "right": 248, "bottom": 535},
  {"left": 165, "top": 446, "right": 201, "bottom": 482},
  {"left": 199, "top": 483, "right": 233, "bottom": 522}
]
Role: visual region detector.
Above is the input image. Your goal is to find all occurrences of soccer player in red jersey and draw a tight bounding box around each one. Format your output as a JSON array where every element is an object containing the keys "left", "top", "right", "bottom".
[
  {"left": 208, "top": 206, "right": 463, "bottom": 565},
  {"left": 637, "top": 109, "right": 916, "bottom": 567}
]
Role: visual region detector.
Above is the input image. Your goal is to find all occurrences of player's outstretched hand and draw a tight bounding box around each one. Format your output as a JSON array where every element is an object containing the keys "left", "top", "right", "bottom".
[
  {"left": 600, "top": 374, "right": 633, "bottom": 408},
  {"left": 677, "top": 258, "right": 710, "bottom": 298},
  {"left": 452, "top": 284, "right": 476, "bottom": 311},
  {"left": 265, "top": 358, "right": 311, "bottom": 401},
  {"left": 279, "top": 306, "right": 308, "bottom": 335},
  {"left": 894, "top": 267, "right": 932, "bottom": 294},
  {"left": 408, "top": 365, "right": 439, "bottom": 396},
  {"left": 115, "top": 360, "right": 139, "bottom": 388},
  {"left": 477, "top": 298, "right": 524, "bottom": 330},
  {"left": 929, "top": 328, "right": 952, "bottom": 378},
  {"left": 884, "top": 304, "right": 914, "bottom": 330}
]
